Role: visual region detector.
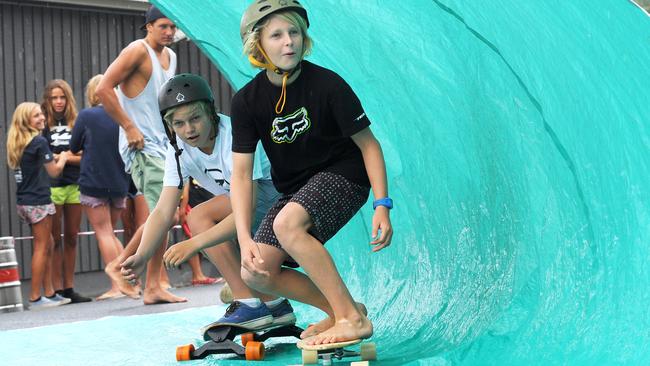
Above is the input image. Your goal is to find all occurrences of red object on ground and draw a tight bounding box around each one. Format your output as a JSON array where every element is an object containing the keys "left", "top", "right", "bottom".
[
  {"left": 191, "top": 277, "right": 224, "bottom": 286},
  {"left": 182, "top": 204, "right": 192, "bottom": 237}
]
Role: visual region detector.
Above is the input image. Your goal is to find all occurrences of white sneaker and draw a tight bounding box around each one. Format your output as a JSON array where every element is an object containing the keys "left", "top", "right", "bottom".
[{"left": 29, "top": 296, "right": 60, "bottom": 310}]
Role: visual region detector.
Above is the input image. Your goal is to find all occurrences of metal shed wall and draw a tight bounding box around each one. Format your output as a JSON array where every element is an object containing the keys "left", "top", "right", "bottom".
[{"left": 0, "top": 0, "right": 235, "bottom": 278}]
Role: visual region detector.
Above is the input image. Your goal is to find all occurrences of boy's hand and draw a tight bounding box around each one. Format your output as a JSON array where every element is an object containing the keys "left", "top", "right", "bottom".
[
  {"left": 163, "top": 240, "right": 198, "bottom": 269},
  {"left": 239, "top": 237, "right": 269, "bottom": 276},
  {"left": 125, "top": 124, "right": 145, "bottom": 150},
  {"left": 370, "top": 206, "right": 393, "bottom": 252},
  {"left": 120, "top": 253, "right": 147, "bottom": 284}
]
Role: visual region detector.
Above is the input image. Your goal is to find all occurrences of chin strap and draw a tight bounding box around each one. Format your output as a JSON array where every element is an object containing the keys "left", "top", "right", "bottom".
[
  {"left": 161, "top": 120, "right": 184, "bottom": 190},
  {"left": 250, "top": 42, "right": 295, "bottom": 114}
]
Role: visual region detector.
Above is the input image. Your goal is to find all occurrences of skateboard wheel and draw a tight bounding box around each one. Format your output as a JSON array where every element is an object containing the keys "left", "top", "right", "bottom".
[
  {"left": 175, "top": 344, "right": 195, "bottom": 361},
  {"left": 245, "top": 341, "right": 265, "bottom": 361},
  {"left": 301, "top": 349, "right": 318, "bottom": 364},
  {"left": 360, "top": 342, "right": 377, "bottom": 361},
  {"left": 241, "top": 332, "right": 255, "bottom": 346}
]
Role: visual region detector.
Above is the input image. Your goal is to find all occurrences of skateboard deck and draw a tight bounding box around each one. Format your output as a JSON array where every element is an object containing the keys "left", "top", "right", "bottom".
[
  {"left": 176, "top": 321, "right": 304, "bottom": 362},
  {"left": 296, "top": 338, "right": 376, "bottom": 365},
  {"left": 200, "top": 319, "right": 270, "bottom": 340}
]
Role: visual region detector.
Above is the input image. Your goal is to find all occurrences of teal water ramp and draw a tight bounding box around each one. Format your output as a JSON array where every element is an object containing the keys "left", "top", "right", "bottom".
[
  {"left": 152, "top": 0, "right": 650, "bottom": 363},
  {"left": 3, "top": 1, "right": 650, "bottom": 365}
]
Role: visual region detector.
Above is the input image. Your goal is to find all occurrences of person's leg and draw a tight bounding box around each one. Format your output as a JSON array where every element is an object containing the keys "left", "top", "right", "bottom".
[
  {"left": 62, "top": 201, "right": 81, "bottom": 290},
  {"left": 189, "top": 196, "right": 264, "bottom": 299},
  {"left": 132, "top": 194, "right": 149, "bottom": 227},
  {"left": 85, "top": 203, "right": 125, "bottom": 299},
  {"left": 43, "top": 232, "right": 56, "bottom": 298},
  {"left": 267, "top": 173, "right": 371, "bottom": 344},
  {"left": 105, "top": 223, "right": 143, "bottom": 297},
  {"left": 132, "top": 152, "right": 185, "bottom": 304},
  {"left": 50, "top": 203, "right": 64, "bottom": 291},
  {"left": 30, "top": 216, "right": 52, "bottom": 301},
  {"left": 273, "top": 203, "right": 371, "bottom": 344},
  {"left": 241, "top": 210, "right": 366, "bottom": 338},
  {"left": 121, "top": 197, "right": 135, "bottom": 244},
  {"left": 188, "top": 254, "right": 207, "bottom": 282},
  {"left": 110, "top": 193, "right": 149, "bottom": 271}
]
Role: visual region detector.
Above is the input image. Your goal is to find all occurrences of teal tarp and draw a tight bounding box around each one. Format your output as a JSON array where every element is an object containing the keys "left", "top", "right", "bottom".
[
  {"left": 151, "top": 1, "right": 650, "bottom": 364},
  {"left": 3, "top": 1, "right": 649, "bottom": 365},
  {"left": 144, "top": 0, "right": 650, "bottom": 364}
]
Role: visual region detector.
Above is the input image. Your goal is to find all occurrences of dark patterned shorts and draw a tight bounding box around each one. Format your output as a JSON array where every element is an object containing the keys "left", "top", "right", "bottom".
[{"left": 253, "top": 172, "right": 369, "bottom": 267}]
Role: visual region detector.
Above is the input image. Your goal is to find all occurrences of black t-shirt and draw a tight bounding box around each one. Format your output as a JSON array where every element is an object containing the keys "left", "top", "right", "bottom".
[
  {"left": 43, "top": 119, "right": 80, "bottom": 187},
  {"left": 232, "top": 61, "right": 371, "bottom": 194},
  {"left": 15, "top": 136, "right": 54, "bottom": 205}
]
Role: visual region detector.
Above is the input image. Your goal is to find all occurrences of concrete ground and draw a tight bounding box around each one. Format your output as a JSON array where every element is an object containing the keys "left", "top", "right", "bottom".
[{"left": 0, "top": 259, "right": 227, "bottom": 331}]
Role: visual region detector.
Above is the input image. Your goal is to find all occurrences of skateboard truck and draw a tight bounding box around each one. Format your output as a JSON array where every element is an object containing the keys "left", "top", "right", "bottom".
[{"left": 297, "top": 339, "right": 377, "bottom": 365}]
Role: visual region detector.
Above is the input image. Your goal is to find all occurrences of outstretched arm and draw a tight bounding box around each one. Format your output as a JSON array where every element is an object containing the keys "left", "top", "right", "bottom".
[
  {"left": 231, "top": 152, "right": 268, "bottom": 275},
  {"left": 121, "top": 186, "right": 181, "bottom": 282},
  {"left": 351, "top": 127, "right": 393, "bottom": 252}
]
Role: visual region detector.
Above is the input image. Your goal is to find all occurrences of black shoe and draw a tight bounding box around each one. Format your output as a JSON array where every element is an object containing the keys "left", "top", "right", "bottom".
[{"left": 60, "top": 288, "right": 92, "bottom": 303}]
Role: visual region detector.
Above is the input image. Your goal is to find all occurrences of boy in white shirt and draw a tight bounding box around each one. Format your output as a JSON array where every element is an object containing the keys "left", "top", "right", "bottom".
[{"left": 120, "top": 73, "right": 294, "bottom": 328}]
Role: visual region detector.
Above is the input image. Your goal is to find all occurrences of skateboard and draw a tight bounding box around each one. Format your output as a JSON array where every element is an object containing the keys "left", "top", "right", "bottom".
[
  {"left": 176, "top": 321, "right": 304, "bottom": 361},
  {"left": 295, "top": 339, "right": 377, "bottom": 365}
]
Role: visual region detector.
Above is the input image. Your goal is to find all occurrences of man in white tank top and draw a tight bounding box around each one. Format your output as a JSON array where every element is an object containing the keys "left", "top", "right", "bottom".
[{"left": 96, "top": 6, "right": 185, "bottom": 304}]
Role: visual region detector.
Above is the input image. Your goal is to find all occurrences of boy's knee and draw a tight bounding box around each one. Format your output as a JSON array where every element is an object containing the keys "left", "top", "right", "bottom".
[{"left": 272, "top": 212, "right": 303, "bottom": 246}]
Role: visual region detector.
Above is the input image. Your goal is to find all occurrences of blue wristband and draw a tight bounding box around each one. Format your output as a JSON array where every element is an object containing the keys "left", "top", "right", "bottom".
[{"left": 373, "top": 197, "right": 393, "bottom": 210}]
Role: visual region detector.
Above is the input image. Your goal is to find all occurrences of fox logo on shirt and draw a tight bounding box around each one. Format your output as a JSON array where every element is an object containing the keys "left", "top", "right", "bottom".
[{"left": 270, "top": 107, "right": 311, "bottom": 144}]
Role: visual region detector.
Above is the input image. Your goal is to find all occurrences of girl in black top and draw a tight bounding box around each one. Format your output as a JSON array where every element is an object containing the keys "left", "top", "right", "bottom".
[
  {"left": 6, "top": 102, "right": 68, "bottom": 307},
  {"left": 41, "top": 79, "right": 89, "bottom": 302},
  {"left": 231, "top": 1, "right": 393, "bottom": 345}
]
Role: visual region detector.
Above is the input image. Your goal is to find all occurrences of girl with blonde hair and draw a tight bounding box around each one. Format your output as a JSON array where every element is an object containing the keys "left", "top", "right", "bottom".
[{"left": 6, "top": 102, "right": 69, "bottom": 309}]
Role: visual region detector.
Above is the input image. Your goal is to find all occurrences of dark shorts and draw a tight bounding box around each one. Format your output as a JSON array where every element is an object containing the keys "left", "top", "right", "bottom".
[{"left": 254, "top": 172, "right": 369, "bottom": 267}]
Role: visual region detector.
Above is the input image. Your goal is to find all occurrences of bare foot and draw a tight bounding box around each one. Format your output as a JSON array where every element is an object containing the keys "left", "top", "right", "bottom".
[
  {"left": 300, "top": 302, "right": 368, "bottom": 339},
  {"left": 96, "top": 289, "right": 126, "bottom": 301},
  {"left": 160, "top": 281, "right": 172, "bottom": 290},
  {"left": 143, "top": 287, "right": 187, "bottom": 305},
  {"left": 105, "top": 261, "right": 141, "bottom": 299},
  {"left": 304, "top": 315, "right": 373, "bottom": 345}
]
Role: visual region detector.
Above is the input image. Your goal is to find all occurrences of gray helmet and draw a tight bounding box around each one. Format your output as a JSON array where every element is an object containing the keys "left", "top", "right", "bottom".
[
  {"left": 240, "top": 0, "right": 309, "bottom": 41},
  {"left": 158, "top": 73, "right": 214, "bottom": 115}
]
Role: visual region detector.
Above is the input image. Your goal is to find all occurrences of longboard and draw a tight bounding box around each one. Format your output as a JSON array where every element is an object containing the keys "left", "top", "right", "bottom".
[
  {"left": 295, "top": 338, "right": 377, "bottom": 365},
  {"left": 176, "top": 321, "right": 304, "bottom": 362}
]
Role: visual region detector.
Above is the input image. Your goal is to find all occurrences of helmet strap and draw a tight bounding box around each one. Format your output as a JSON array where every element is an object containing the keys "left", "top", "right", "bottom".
[
  {"left": 161, "top": 120, "right": 184, "bottom": 189},
  {"left": 252, "top": 42, "right": 302, "bottom": 114}
]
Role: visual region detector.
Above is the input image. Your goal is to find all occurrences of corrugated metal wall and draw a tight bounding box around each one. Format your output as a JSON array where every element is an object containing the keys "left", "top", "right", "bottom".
[{"left": 0, "top": 1, "right": 235, "bottom": 279}]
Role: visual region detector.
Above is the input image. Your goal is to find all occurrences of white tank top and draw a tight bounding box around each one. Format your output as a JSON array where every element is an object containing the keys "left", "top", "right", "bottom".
[{"left": 117, "top": 39, "right": 176, "bottom": 171}]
